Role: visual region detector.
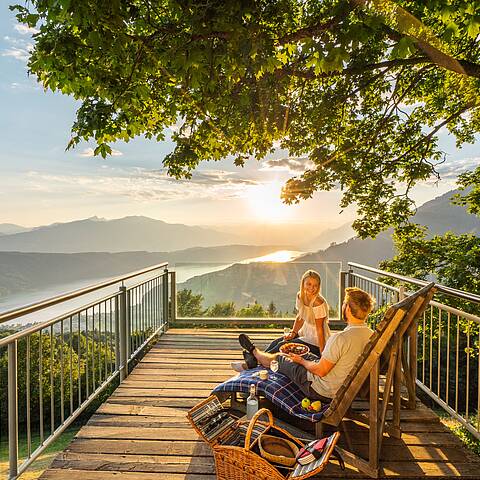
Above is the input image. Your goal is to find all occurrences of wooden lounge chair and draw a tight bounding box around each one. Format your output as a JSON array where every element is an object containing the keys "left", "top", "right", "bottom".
[{"left": 318, "top": 282, "right": 436, "bottom": 478}]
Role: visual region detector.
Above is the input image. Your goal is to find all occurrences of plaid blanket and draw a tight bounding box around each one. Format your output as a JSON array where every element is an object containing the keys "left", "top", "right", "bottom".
[{"left": 212, "top": 367, "right": 329, "bottom": 422}]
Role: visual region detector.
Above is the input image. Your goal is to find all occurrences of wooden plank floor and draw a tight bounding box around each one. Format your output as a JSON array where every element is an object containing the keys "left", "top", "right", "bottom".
[{"left": 40, "top": 328, "right": 480, "bottom": 479}]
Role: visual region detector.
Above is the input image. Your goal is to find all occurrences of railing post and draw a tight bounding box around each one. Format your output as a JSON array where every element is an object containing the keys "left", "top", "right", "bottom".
[
  {"left": 163, "top": 267, "right": 169, "bottom": 329},
  {"left": 119, "top": 285, "right": 128, "bottom": 382},
  {"left": 347, "top": 267, "right": 354, "bottom": 288},
  {"left": 170, "top": 270, "right": 176, "bottom": 327},
  {"left": 398, "top": 285, "right": 405, "bottom": 301},
  {"left": 125, "top": 289, "right": 130, "bottom": 360},
  {"left": 339, "top": 271, "right": 347, "bottom": 322},
  {"left": 114, "top": 296, "right": 120, "bottom": 372},
  {"left": 8, "top": 341, "right": 18, "bottom": 479}
]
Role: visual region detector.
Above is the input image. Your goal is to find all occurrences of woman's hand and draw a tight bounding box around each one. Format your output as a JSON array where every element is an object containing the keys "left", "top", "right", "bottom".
[
  {"left": 283, "top": 331, "right": 297, "bottom": 341},
  {"left": 288, "top": 353, "right": 304, "bottom": 365}
]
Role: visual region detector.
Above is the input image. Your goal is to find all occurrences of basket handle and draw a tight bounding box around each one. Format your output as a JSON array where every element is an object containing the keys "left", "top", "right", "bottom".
[{"left": 244, "top": 408, "right": 274, "bottom": 451}]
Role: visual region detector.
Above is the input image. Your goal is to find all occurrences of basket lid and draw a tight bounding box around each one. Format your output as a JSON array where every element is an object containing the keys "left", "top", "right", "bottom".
[
  {"left": 187, "top": 395, "right": 236, "bottom": 445},
  {"left": 289, "top": 432, "right": 341, "bottom": 480}
]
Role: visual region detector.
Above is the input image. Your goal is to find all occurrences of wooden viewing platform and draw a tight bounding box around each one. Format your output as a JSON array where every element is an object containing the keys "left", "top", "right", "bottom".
[{"left": 39, "top": 329, "right": 480, "bottom": 480}]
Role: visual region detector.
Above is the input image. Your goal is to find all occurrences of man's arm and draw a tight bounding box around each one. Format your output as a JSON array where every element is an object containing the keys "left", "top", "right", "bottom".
[
  {"left": 288, "top": 354, "right": 335, "bottom": 377},
  {"left": 315, "top": 316, "right": 327, "bottom": 352}
]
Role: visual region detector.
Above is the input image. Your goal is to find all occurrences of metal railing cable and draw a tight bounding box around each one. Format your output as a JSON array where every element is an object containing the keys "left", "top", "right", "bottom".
[
  {"left": 348, "top": 263, "right": 480, "bottom": 440},
  {"left": 1, "top": 264, "right": 173, "bottom": 479}
]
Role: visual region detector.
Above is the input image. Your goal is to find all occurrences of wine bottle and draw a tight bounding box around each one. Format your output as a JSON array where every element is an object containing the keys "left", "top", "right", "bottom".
[{"left": 246, "top": 383, "right": 259, "bottom": 420}]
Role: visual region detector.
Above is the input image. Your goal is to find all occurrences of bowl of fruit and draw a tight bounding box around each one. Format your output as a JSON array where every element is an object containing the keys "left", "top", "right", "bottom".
[{"left": 279, "top": 342, "right": 310, "bottom": 356}]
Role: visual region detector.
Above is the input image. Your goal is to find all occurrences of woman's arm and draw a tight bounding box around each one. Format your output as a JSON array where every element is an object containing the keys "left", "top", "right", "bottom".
[{"left": 285, "top": 314, "right": 304, "bottom": 340}]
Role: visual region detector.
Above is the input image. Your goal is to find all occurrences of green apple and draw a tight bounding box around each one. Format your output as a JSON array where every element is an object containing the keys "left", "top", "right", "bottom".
[{"left": 301, "top": 398, "right": 311, "bottom": 409}]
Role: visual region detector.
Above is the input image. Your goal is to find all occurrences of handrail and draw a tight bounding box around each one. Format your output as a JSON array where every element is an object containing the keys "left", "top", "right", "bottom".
[
  {"left": 348, "top": 272, "right": 400, "bottom": 293},
  {"left": 348, "top": 262, "right": 480, "bottom": 304},
  {"left": 2, "top": 265, "right": 173, "bottom": 479},
  {"left": 0, "top": 261, "right": 168, "bottom": 324},
  {"left": 0, "top": 291, "right": 118, "bottom": 347}
]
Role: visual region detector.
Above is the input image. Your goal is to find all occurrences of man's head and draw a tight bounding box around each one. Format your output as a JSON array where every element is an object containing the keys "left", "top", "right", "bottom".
[{"left": 343, "top": 287, "right": 375, "bottom": 322}]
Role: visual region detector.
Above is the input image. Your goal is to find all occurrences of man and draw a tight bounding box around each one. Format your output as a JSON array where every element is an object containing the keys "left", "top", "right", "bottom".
[{"left": 236, "top": 287, "right": 375, "bottom": 402}]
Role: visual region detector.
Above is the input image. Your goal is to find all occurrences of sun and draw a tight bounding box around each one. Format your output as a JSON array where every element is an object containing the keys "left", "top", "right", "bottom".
[{"left": 247, "top": 181, "right": 291, "bottom": 222}]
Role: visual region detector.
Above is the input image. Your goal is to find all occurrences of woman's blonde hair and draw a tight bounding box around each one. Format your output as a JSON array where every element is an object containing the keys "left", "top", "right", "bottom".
[{"left": 299, "top": 269, "right": 322, "bottom": 304}]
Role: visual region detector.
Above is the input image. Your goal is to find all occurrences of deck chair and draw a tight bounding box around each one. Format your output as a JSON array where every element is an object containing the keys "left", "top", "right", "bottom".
[{"left": 318, "top": 282, "right": 436, "bottom": 478}]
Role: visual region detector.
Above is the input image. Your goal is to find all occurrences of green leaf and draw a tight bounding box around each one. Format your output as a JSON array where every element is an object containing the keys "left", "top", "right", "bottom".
[
  {"left": 391, "top": 37, "right": 415, "bottom": 59},
  {"left": 467, "top": 20, "right": 480, "bottom": 38}
]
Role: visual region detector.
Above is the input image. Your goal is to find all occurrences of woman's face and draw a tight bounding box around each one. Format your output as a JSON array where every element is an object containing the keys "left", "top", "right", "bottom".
[{"left": 303, "top": 276, "right": 319, "bottom": 297}]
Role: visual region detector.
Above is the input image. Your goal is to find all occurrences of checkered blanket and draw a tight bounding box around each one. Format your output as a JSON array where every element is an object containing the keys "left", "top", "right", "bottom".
[{"left": 212, "top": 367, "right": 329, "bottom": 422}]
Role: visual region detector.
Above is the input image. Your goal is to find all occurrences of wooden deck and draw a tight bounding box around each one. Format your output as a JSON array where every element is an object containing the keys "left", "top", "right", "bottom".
[{"left": 40, "top": 328, "right": 480, "bottom": 479}]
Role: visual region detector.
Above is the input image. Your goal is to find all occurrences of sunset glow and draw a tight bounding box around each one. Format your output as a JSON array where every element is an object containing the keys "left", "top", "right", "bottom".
[
  {"left": 247, "top": 181, "right": 291, "bottom": 222},
  {"left": 246, "top": 250, "right": 303, "bottom": 263}
]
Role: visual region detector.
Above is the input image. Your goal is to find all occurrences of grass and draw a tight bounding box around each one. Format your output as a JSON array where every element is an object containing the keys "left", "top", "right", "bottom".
[
  {"left": 0, "top": 426, "right": 80, "bottom": 480},
  {"left": 438, "top": 413, "right": 480, "bottom": 457}
]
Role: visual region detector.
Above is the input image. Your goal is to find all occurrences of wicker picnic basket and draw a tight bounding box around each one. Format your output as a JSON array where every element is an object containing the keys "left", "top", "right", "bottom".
[{"left": 187, "top": 395, "right": 341, "bottom": 480}]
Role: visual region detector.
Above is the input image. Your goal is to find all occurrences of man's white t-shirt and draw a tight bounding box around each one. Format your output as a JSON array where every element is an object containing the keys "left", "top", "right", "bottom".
[{"left": 308, "top": 324, "right": 373, "bottom": 398}]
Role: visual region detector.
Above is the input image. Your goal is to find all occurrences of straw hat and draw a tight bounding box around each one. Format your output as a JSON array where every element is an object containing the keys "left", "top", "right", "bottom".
[{"left": 258, "top": 434, "right": 300, "bottom": 467}]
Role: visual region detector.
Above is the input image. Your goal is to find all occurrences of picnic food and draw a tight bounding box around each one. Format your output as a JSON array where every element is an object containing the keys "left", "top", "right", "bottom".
[
  {"left": 301, "top": 398, "right": 322, "bottom": 412},
  {"left": 301, "top": 398, "right": 311, "bottom": 409},
  {"left": 279, "top": 342, "right": 310, "bottom": 355}
]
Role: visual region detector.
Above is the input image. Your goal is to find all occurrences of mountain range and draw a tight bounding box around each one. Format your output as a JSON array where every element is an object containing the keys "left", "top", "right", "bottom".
[
  {"left": 0, "top": 216, "right": 242, "bottom": 252},
  {"left": 300, "top": 189, "right": 479, "bottom": 268},
  {"left": 0, "top": 223, "right": 31, "bottom": 236}
]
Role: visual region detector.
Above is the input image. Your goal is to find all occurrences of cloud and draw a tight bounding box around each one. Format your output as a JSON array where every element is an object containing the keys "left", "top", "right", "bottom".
[
  {"left": 2, "top": 47, "right": 31, "bottom": 62},
  {"left": 79, "top": 147, "right": 123, "bottom": 157},
  {"left": 2, "top": 30, "right": 33, "bottom": 62},
  {"left": 25, "top": 167, "right": 259, "bottom": 203},
  {"left": 260, "top": 157, "right": 314, "bottom": 173},
  {"left": 14, "top": 24, "right": 40, "bottom": 35},
  {"left": 145, "top": 169, "right": 257, "bottom": 187},
  {"left": 436, "top": 157, "right": 479, "bottom": 180}
]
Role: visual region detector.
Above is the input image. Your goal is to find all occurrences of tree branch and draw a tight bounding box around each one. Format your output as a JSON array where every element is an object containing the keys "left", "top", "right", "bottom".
[
  {"left": 279, "top": 56, "right": 430, "bottom": 80},
  {"left": 277, "top": 5, "right": 354, "bottom": 45}
]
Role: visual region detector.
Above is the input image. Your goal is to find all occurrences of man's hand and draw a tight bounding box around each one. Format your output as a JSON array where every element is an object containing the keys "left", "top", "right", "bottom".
[{"left": 288, "top": 353, "right": 305, "bottom": 365}]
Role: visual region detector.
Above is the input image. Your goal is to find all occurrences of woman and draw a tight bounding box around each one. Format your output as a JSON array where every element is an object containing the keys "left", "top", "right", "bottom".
[
  {"left": 265, "top": 269, "right": 330, "bottom": 356},
  {"left": 232, "top": 270, "right": 330, "bottom": 371}
]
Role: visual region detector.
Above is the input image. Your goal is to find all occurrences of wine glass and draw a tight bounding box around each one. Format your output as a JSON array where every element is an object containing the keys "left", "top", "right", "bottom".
[
  {"left": 270, "top": 360, "right": 279, "bottom": 380},
  {"left": 283, "top": 327, "right": 290, "bottom": 339}
]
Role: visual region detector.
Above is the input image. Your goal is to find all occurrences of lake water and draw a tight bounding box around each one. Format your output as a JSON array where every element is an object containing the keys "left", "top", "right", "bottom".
[{"left": 0, "top": 250, "right": 305, "bottom": 327}]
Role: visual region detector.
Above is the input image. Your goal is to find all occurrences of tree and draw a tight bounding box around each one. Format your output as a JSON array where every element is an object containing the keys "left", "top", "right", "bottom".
[
  {"left": 237, "top": 302, "right": 268, "bottom": 317},
  {"left": 11, "top": 0, "right": 480, "bottom": 236},
  {"left": 176, "top": 289, "right": 204, "bottom": 317},
  {"left": 267, "top": 300, "right": 278, "bottom": 317},
  {"left": 204, "top": 302, "right": 236, "bottom": 317}
]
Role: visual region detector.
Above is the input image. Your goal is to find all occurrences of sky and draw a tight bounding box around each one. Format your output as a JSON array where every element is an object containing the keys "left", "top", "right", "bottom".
[{"left": 1, "top": 7, "right": 479, "bottom": 231}]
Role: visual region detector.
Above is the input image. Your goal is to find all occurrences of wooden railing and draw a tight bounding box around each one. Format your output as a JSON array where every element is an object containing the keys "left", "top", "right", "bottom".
[{"left": 348, "top": 262, "right": 480, "bottom": 440}]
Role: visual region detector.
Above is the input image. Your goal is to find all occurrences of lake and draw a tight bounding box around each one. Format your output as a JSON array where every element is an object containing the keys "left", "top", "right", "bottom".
[{"left": 0, "top": 250, "right": 305, "bottom": 327}]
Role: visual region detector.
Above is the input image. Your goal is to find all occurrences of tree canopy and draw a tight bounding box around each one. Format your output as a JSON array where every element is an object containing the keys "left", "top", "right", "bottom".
[{"left": 11, "top": 0, "right": 480, "bottom": 236}]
